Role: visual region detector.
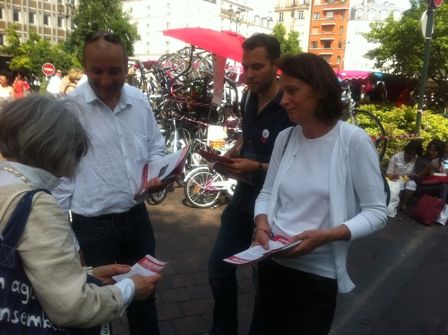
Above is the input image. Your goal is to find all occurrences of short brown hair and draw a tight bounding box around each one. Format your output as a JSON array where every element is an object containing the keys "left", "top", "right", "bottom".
[
  {"left": 277, "top": 53, "right": 344, "bottom": 124},
  {"left": 0, "top": 95, "right": 89, "bottom": 177}
]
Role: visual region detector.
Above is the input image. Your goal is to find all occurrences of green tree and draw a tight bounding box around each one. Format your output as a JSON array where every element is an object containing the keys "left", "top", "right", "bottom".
[
  {"left": 271, "top": 23, "right": 301, "bottom": 56},
  {"left": 0, "top": 24, "right": 21, "bottom": 56},
  {"left": 8, "top": 33, "right": 80, "bottom": 76},
  {"left": 365, "top": 0, "right": 448, "bottom": 109},
  {"left": 65, "top": 0, "right": 140, "bottom": 60}
]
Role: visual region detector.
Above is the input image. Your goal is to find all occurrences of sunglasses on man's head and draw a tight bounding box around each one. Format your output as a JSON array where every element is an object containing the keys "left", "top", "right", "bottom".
[{"left": 85, "top": 31, "right": 122, "bottom": 44}]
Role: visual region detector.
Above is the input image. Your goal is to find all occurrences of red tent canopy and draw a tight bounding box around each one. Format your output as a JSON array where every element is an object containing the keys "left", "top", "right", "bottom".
[{"left": 163, "top": 27, "right": 245, "bottom": 62}]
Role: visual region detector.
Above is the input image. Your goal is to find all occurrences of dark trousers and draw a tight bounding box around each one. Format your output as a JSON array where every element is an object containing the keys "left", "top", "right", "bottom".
[
  {"left": 258, "top": 259, "right": 337, "bottom": 335},
  {"left": 208, "top": 187, "right": 262, "bottom": 335},
  {"left": 72, "top": 203, "right": 159, "bottom": 335}
]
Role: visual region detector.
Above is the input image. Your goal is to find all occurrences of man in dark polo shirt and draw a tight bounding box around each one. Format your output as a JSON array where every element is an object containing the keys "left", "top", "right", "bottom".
[{"left": 208, "top": 33, "right": 292, "bottom": 335}]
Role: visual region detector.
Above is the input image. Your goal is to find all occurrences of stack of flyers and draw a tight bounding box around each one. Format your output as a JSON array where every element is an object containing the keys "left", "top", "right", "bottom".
[
  {"left": 224, "top": 235, "right": 302, "bottom": 265},
  {"left": 112, "top": 254, "right": 168, "bottom": 281}
]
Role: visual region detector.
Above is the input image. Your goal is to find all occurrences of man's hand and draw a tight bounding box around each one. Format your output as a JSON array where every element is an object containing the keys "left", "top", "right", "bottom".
[
  {"left": 130, "top": 274, "right": 162, "bottom": 300},
  {"left": 92, "top": 264, "right": 132, "bottom": 285},
  {"left": 144, "top": 176, "right": 173, "bottom": 194},
  {"left": 215, "top": 158, "right": 259, "bottom": 177}
]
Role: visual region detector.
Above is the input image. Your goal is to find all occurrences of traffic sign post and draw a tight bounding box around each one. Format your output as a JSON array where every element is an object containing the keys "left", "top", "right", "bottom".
[{"left": 42, "top": 63, "right": 56, "bottom": 77}]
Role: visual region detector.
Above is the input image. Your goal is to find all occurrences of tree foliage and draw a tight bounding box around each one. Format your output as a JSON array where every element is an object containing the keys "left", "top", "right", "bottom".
[
  {"left": 65, "top": 0, "right": 140, "bottom": 60},
  {"left": 1, "top": 28, "right": 80, "bottom": 77},
  {"left": 271, "top": 23, "right": 301, "bottom": 56},
  {"left": 365, "top": 0, "right": 448, "bottom": 108}
]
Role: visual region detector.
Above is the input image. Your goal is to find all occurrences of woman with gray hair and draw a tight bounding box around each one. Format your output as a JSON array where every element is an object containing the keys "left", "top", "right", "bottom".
[{"left": 0, "top": 95, "right": 161, "bottom": 333}]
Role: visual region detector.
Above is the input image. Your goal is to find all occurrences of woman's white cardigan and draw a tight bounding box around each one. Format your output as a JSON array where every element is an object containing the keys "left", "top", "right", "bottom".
[{"left": 254, "top": 121, "right": 387, "bottom": 293}]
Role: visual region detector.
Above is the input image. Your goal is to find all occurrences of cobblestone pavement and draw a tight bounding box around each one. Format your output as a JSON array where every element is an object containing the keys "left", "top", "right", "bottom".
[{"left": 112, "top": 186, "right": 448, "bottom": 335}]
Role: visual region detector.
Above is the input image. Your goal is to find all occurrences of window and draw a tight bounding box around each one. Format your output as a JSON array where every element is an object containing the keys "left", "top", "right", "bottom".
[
  {"left": 311, "top": 41, "right": 318, "bottom": 48},
  {"left": 326, "top": 11, "right": 333, "bottom": 18},
  {"left": 291, "top": 11, "right": 295, "bottom": 18},
  {"left": 338, "top": 41, "right": 343, "bottom": 48},
  {"left": 44, "top": 14, "right": 50, "bottom": 26},
  {"left": 0, "top": 7, "right": 3, "bottom": 19},
  {"left": 13, "top": 10, "right": 20, "bottom": 22},
  {"left": 337, "top": 56, "right": 341, "bottom": 64},
  {"left": 322, "top": 40, "right": 332, "bottom": 48},
  {"left": 279, "top": 12, "right": 284, "bottom": 22},
  {"left": 0, "top": 35, "right": 3, "bottom": 46},
  {"left": 321, "top": 55, "right": 331, "bottom": 62},
  {"left": 29, "top": 12, "right": 35, "bottom": 24},
  {"left": 313, "top": 12, "right": 320, "bottom": 19},
  {"left": 312, "top": 27, "right": 319, "bottom": 34},
  {"left": 297, "top": 11, "right": 304, "bottom": 20},
  {"left": 339, "top": 25, "right": 344, "bottom": 32},
  {"left": 58, "top": 17, "right": 63, "bottom": 27},
  {"left": 356, "top": 9, "right": 364, "bottom": 19},
  {"left": 368, "top": 9, "right": 376, "bottom": 20}
]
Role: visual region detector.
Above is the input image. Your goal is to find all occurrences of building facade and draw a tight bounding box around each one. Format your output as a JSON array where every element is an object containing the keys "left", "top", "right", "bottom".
[
  {"left": 308, "top": 0, "right": 350, "bottom": 71},
  {"left": 274, "top": 0, "right": 311, "bottom": 52},
  {"left": 0, "top": 0, "right": 77, "bottom": 46},
  {"left": 122, "top": 0, "right": 274, "bottom": 60},
  {"left": 344, "top": 0, "right": 406, "bottom": 70}
]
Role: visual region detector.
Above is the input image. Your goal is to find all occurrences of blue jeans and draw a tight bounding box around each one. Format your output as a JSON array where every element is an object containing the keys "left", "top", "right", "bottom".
[
  {"left": 208, "top": 185, "right": 262, "bottom": 335},
  {"left": 258, "top": 259, "right": 337, "bottom": 335},
  {"left": 72, "top": 203, "right": 159, "bottom": 335}
]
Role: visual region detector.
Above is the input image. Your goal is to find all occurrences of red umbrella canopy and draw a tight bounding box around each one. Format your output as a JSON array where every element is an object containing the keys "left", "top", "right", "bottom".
[{"left": 163, "top": 27, "right": 245, "bottom": 62}]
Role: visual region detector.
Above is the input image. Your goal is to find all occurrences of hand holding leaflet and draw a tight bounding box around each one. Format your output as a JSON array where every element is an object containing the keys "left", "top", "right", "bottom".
[
  {"left": 223, "top": 235, "right": 302, "bottom": 265},
  {"left": 198, "top": 149, "right": 235, "bottom": 164},
  {"left": 112, "top": 254, "right": 168, "bottom": 281},
  {"left": 134, "top": 145, "right": 189, "bottom": 198}
]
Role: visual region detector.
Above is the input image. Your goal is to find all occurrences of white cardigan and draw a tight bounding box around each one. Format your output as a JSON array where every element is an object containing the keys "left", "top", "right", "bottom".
[{"left": 254, "top": 121, "right": 387, "bottom": 293}]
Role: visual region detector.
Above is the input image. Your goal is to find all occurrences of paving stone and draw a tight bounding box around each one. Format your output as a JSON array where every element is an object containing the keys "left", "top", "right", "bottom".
[
  {"left": 172, "top": 315, "right": 208, "bottom": 335},
  {"left": 159, "top": 287, "right": 191, "bottom": 303},
  {"left": 180, "top": 299, "right": 210, "bottom": 316},
  {"left": 157, "top": 302, "right": 184, "bottom": 320}
]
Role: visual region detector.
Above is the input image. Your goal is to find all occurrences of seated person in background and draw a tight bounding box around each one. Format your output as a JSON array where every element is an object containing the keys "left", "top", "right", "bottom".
[
  {"left": 400, "top": 139, "right": 447, "bottom": 213},
  {"left": 385, "top": 139, "right": 423, "bottom": 217}
]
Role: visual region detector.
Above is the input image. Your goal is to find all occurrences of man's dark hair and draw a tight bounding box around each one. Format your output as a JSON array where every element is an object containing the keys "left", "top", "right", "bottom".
[
  {"left": 242, "top": 33, "right": 281, "bottom": 62},
  {"left": 82, "top": 30, "right": 127, "bottom": 64},
  {"left": 404, "top": 139, "right": 423, "bottom": 157},
  {"left": 277, "top": 53, "right": 345, "bottom": 125}
]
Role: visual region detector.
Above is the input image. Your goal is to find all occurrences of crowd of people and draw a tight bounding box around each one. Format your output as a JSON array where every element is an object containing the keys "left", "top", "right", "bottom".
[
  {"left": 0, "top": 30, "right": 389, "bottom": 335},
  {"left": 386, "top": 138, "right": 448, "bottom": 217}
]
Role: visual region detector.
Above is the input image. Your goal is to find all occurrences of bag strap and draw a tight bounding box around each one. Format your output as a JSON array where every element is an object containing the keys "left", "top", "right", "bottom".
[
  {"left": 1, "top": 189, "right": 50, "bottom": 246},
  {"left": 281, "top": 127, "right": 294, "bottom": 157}
]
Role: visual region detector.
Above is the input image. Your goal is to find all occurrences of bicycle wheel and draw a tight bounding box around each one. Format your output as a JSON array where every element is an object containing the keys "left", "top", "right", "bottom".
[
  {"left": 145, "top": 189, "right": 168, "bottom": 205},
  {"left": 344, "top": 109, "right": 387, "bottom": 161},
  {"left": 184, "top": 170, "right": 223, "bottom": 208}
]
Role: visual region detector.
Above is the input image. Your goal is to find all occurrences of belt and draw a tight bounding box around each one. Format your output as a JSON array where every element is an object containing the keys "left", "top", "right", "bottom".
[{"left": 72, "top": 203, "right": 146, "bottom": 222}]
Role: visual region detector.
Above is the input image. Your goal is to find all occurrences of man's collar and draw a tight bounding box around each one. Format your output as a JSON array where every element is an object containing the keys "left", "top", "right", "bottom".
[{"left": 84, "top": 83, "right": 131, "bottom": 110}]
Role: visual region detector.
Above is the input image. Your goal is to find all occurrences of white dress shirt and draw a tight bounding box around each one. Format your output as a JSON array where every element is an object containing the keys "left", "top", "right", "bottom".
[{"left": 53, "top": 83, "right": 166, "bottom": 216}]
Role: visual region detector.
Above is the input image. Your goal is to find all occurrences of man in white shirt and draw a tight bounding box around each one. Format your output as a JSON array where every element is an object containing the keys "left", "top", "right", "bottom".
[
  {"left": 53, "top": 31, "right": 166, "bottom": 335},
  {"left": 46, "top": 69, "right": 62, "bottom": 96}
]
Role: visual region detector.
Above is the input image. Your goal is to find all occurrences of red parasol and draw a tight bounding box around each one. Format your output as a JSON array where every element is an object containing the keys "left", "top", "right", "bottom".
[{"left": 163, "top": 27, "right": 245, "bottom": 62}]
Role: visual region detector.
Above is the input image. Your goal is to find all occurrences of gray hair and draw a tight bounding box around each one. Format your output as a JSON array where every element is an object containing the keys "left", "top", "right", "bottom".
[{"left": 0, "top": 95, "right": 89, "bottom": 177}]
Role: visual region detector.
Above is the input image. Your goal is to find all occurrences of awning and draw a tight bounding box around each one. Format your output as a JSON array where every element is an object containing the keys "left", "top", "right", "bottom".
[{"left": 336, "top": 70, "right": 372, "bottom": 80}]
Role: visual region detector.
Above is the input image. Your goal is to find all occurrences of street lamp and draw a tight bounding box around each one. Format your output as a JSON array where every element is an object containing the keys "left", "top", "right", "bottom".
[
  {"left": 228, "top": 6, "right": 245, "bottom": 33},
  {"left": 58, "top": 1, "right": 76, "bottom": 41}
]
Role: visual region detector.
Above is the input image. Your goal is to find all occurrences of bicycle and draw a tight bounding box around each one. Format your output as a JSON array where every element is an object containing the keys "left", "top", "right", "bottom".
[
  {"left": 184, "top": 165, "right": 237, "bottom": 208},
  {"left": 341, "top": 84, "right": 387, "bottom": 161}
]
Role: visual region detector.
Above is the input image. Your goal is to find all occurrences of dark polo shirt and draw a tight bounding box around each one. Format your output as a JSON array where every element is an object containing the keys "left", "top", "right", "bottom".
[{"left": 238, "top": 90, "right": 293, "bottom": 197}]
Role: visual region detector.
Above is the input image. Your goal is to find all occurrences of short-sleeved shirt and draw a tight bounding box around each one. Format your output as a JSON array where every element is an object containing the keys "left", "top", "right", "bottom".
[{"left": 239, "top": 90, "right": 292, "bottom": 194}]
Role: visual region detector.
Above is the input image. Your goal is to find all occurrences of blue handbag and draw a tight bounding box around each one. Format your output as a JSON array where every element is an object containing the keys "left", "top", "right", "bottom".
[{"left": 0, "top": 189, "right": 107, "bottom": 335}]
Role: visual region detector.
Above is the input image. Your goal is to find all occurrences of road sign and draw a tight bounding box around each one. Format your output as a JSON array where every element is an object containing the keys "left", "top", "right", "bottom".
[
  {"left": 434, "top": 0, "right": 443, "bottom": 8},
  {"left": 42, "top": 63, "right": 55, "bottom": 76}
]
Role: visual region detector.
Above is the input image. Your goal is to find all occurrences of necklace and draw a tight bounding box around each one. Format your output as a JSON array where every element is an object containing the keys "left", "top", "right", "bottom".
[{"left": 0, "top": 166, "right": 32, "bottom": 186}]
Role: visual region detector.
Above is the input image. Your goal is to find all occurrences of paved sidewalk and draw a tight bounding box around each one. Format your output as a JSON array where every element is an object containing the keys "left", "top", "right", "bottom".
[{"left": 112, "top": 188, "right": 448, "bottom": 335}]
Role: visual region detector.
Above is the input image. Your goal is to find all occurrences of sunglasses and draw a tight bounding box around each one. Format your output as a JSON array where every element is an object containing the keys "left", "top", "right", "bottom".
[{"left": 85, "top": 30, "right": 122, "bottom": 44}]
